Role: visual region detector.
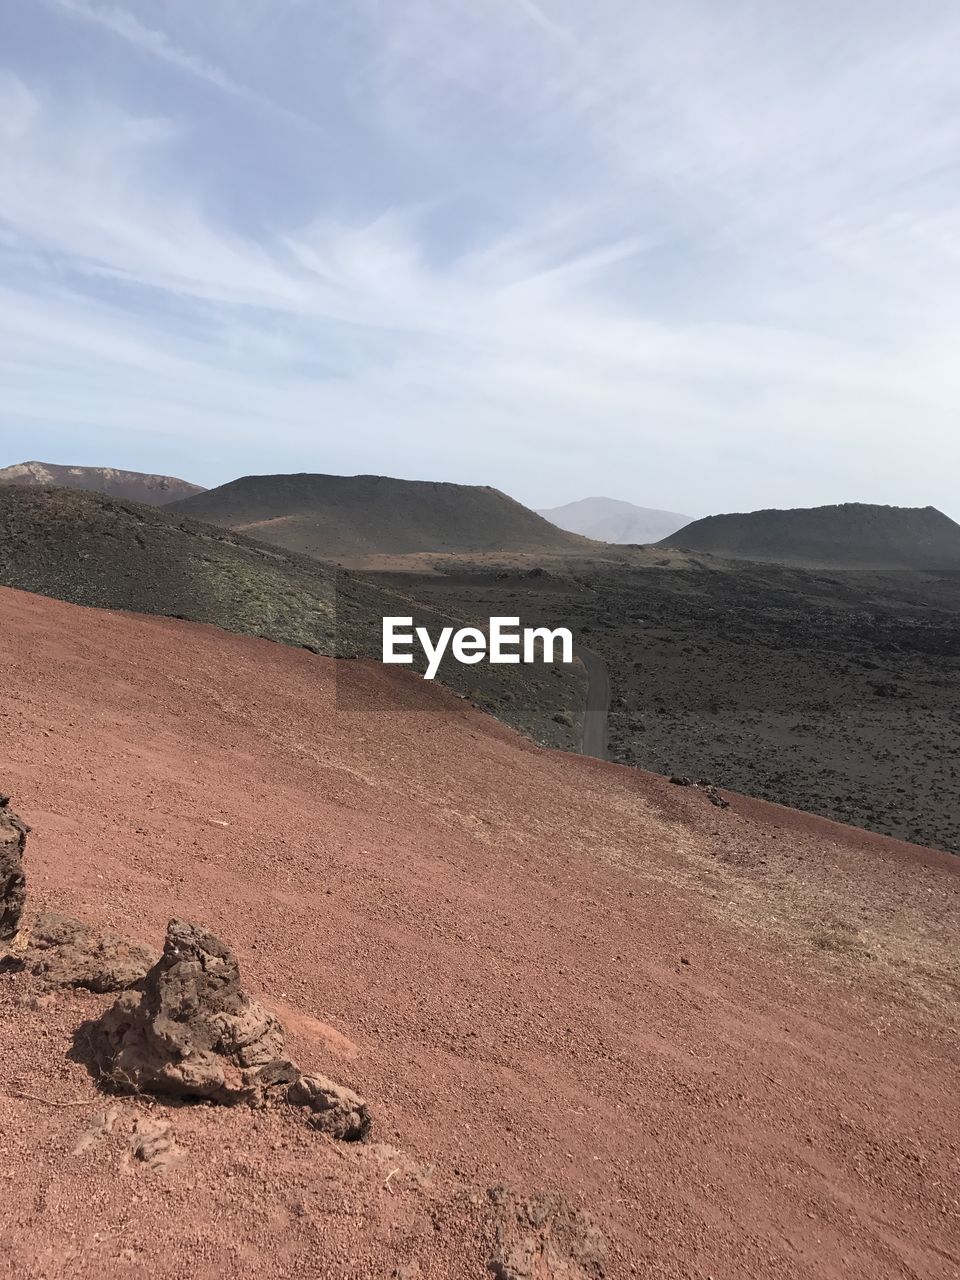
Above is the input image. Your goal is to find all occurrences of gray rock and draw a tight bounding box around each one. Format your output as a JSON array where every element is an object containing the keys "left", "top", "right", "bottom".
[
  {"left": 23, "top": 912, "right": 157, "bottom": 991},
  {"left": 486, "top": 1185, "right": 607, "bottom": 1280},
  {"left": 86, "top": 918, "right": 373, "bottom": 1141},
  {"left": 88, "top": 918, "right": 288, "bottom": 1104},
  {"left": 0, "top": 794, "right": 28, "bottom": 943},
  {"left": 287, "top": 1072, "right": 371, "bottom": 1141}
]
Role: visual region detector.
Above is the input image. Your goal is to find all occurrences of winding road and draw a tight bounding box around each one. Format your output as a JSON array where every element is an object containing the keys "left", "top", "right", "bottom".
[{"left": 574, "top": 644, "right": 610, "bottom": 760}]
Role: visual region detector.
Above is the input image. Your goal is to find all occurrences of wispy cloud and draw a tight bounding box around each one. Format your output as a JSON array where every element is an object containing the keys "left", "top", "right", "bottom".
[
  {"left": 48, "top": 0, "right": 315, "bottom": 127},
  {"left": 54, "top": 0, "right": 243, "bottom": 93}
]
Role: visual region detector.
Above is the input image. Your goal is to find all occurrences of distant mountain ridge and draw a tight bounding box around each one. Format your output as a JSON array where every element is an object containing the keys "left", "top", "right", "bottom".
[
  {"left": 660, "top": 503, "right": 960, "bottom": 569},
  {"left": 0, "top": 461, "right": 204, "bottom": 505},
  {"left": 537, "top": 496, "right": 692, "bottom": 544},
  {"left": 169, "top": 472, "right": 591, "bottom": 560}
]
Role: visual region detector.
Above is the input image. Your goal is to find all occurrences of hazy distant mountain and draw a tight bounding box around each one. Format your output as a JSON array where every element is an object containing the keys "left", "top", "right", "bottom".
[
  {"left": 537, "top": 497, "right": 692, "bottom": 545},
  {"left": 0, "top": 461, "right": 204, "bottom": 505},
  {"left": 660, "top": 503, "right": 960, "bottom": 569},
  {"left": 170, "top": 472, "right": 591, "bottom": 560}
]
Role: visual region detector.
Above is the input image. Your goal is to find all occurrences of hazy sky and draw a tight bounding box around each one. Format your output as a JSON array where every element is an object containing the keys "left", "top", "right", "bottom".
[{"left": 2, "top": 1, "right": 959, "bottom": 517}]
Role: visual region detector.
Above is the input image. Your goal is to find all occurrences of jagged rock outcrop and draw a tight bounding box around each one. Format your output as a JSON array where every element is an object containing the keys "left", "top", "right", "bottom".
[
  {"left": 88, "top": 918, "right": 293, "bottom": 1104},
  {"left": 486, "top": 1186, "right": 607, "bottom": 1280},
  {"left": 0, "top": 794, "right": 28, "bottom": 942},
  {"left": 23, "top": 913, "right": 157, "bottom": 991},
  {"left": 86, "top": 918, "right": 371, "bottom": 1137}
]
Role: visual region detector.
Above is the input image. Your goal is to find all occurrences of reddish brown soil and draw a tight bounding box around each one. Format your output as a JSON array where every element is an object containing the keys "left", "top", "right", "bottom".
[{"left": 1, "top": 584, "right": 958, "bottom": 1280}]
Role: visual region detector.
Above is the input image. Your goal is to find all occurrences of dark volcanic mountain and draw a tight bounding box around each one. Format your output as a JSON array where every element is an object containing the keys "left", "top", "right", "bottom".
[
  {"left": 0, "top": 461, "right": 204, "bottom": 505},
  {"left": 538, "top": 496, "right": 691, "bottom": 544},
  {"left": 169, "top": 473, "right": 590, "bottom": 561},
  {"left": 661, "top": 503, "right": 960, "bottom": 569}
]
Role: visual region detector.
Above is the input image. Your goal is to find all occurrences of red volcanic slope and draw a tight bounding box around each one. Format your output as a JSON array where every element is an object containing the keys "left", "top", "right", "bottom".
[{"left": 1, "top": 584, "right": 958, "bottom": 1279}]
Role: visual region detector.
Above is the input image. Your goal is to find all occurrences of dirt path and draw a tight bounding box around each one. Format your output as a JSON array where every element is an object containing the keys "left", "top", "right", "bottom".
[{"left": 575, "top": 642, "right": 610, "bottom": 759}]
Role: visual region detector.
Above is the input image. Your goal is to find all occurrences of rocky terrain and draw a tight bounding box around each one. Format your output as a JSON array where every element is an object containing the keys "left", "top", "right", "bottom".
[
  {"left": 0, "top": 462, "right": 204, "bottom": 505},
  {"left": 374, "top": 556, "right": 960, "bottom": 854},
  {"left": 1, "top": 583, "right": 958, "bottom": 1278},
  {"left": 537, "top": 496, "right": 692, "bottom": 544},
  {"left": 0, "top": 486, "right": 586, "bottom": 751},
  {"left": 661, "top": 502, "right": 960, "bottom": 569},
  {"left": 168, "top": 472, "right": 592, "bottom": 561}
]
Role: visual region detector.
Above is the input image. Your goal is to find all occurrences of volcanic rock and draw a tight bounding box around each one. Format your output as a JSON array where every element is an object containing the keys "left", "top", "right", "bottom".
[
  {"left": 23, "top": 912, "right": 157, "bottom": 991},
  {"left": 0, "top": 793, "right": 28, "bottom": 942},
  {"left": 88, "top": 918, "right": 291, "bottom": 1104},
  {"left": 86, "top": 916, "right": 373, "bottom": 1136},
  {"left": 486, "top": 1186, "right": 607, "bottom": 1280},
  {"left": 287, "top": 1072, "right": 371, "bottom": 1141},
  {"left": 129, "top": 1116, "right": 185, "bottom": 1174}
]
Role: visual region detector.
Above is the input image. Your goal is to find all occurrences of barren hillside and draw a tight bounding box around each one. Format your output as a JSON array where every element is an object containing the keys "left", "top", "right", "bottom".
[{"left": 1, "top": 584, "right": 958, "bottom": 1278}]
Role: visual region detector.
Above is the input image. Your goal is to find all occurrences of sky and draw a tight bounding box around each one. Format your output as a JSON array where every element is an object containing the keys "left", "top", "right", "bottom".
[{"left": 1, "top": 0, "right": 959, "bottom": 518}]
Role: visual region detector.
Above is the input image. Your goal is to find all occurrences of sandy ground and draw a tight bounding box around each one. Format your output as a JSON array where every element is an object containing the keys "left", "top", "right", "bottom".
[{"left": 1, "top": 584, "right": 958, "bottom": 1279}]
